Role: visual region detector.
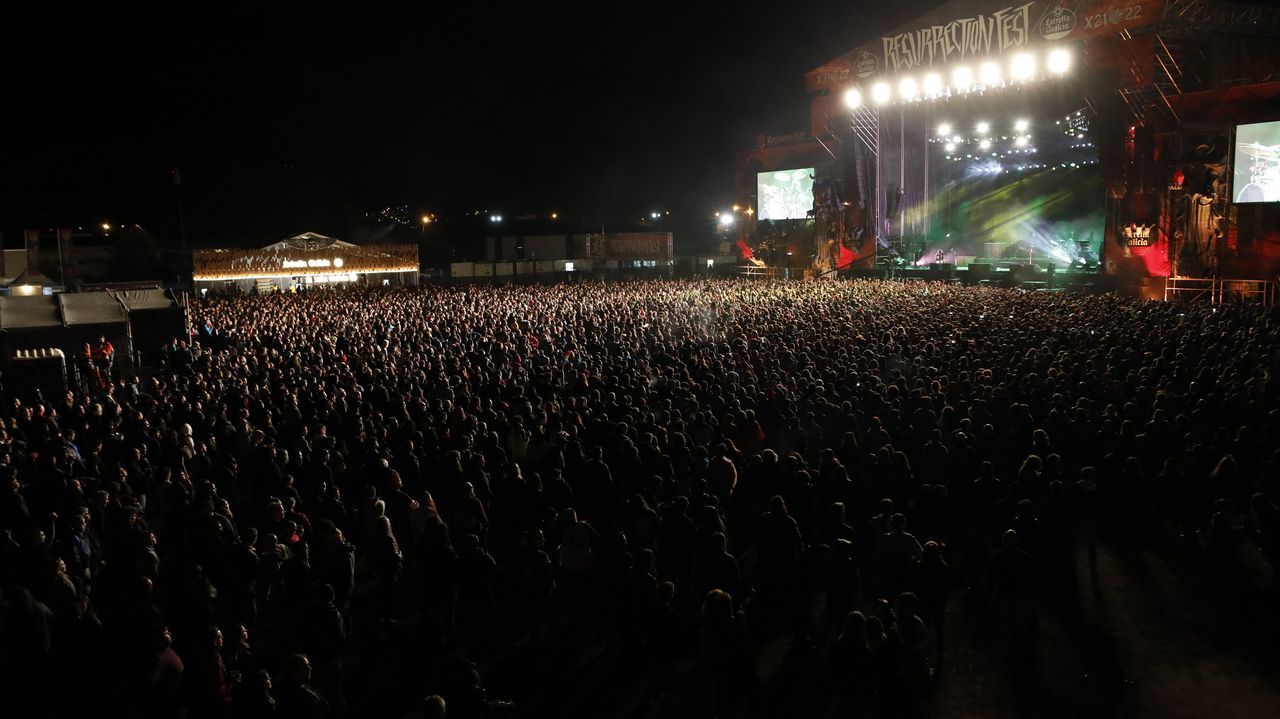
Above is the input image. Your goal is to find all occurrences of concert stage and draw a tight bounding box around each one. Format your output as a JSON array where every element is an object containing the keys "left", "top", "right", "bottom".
[{"left": 733, "top": 1, "right": 1280, "bottom": 290}]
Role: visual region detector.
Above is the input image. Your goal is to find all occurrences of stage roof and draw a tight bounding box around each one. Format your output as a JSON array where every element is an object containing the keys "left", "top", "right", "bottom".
[
  {"left": 114, "top": 288, "right": 181, "bottom": 312},
  {"left": 803, "top": 1, "right": 1280, "bottom": 136},
  {"left": 0, "top": 295, "right": 62, "bottom": 330},
  {"left": 807, "top": 1, "right": 1167, "bottom": 94},
  {"left": 59, "top": 292, "right": 128, "bottom": 327}
]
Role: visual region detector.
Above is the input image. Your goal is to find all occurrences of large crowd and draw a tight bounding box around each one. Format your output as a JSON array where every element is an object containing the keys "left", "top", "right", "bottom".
[{"left": 1, "top": 278, "right": 1278, "bottom": 718}]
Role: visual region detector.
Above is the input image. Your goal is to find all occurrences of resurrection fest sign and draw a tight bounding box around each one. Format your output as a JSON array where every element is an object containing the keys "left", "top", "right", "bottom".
[{"left": 807, "top": 0, "right": 1166, "bottom": 87}]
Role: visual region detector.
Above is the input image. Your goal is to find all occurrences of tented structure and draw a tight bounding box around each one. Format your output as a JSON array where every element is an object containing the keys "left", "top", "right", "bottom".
[
  {"left": 116, "top": 289, "right": 187, "bottom": 366},
  {"left": 0, "top": 295, "right": 64, "bottom": 349},
  {"left": 59, "top": 293, "right": 132, "bottom": 374},
  {"left": 0, "top": 289, "right": 187, "bottom": 387},
  {"left": 192, "top": 232, "right": 419, "bottom": 291}
]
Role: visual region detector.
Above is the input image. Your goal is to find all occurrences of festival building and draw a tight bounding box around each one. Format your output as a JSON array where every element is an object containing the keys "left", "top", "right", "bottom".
[{"left": 191, "top": 232, "right": 419, "bottom": 293}]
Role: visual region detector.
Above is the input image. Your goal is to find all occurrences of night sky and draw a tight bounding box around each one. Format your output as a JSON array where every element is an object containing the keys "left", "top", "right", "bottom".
[{"left": 3, "top": 3, "right": 927, "bottom": 250}]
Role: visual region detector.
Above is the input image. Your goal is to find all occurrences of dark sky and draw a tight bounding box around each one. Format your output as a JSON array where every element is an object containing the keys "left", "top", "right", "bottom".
[{"left": 3, "top": 3, "right": 928, "bottom": 247}]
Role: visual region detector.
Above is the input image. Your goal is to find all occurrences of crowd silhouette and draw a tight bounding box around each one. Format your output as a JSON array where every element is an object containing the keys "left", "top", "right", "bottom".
[{"left": 1, "top": 278, "right": 1277, "bottom": 718}]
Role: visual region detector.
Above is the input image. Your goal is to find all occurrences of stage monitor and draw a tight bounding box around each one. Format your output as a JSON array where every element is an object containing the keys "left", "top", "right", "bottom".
[
  {"left": 757, "top": 168, "right": 814, "bottom": 220},
  {"left": 1233, "top": 121, "right": 1280, "bottom": 203}
]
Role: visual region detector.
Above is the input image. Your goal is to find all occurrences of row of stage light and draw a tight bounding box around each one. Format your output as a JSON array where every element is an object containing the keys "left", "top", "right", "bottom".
[
  {"left": 927, "top": 119, "right": 1037, "bottom": 156},
  {"left": 843, "top": 48, "right": 1072, "bottom": 108}
]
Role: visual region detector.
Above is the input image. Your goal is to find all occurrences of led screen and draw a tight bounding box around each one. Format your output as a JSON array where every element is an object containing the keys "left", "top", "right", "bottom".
[
  {"left": 757, "top": 168, "right": 814, "bottom": 220},
  {"left": 1234, "top": 121, "right": 1280, "bottom": 203}
]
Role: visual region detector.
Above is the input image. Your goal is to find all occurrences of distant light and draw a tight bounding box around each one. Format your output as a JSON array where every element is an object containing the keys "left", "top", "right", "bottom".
[
  {"left": 1047, "top": 48, "right": 1071, "bottom": 75},
  {"left": 923, "top": 73, "right": 944, "bottom": 97},
  {"left": 1015, "top": 136, "right": 1028, "bottom": 147},
  {"left": 732, "top": 205, "right": 740, "bottom": 212},
  {"left": 1014, "top": 119, "right": 1029, "bottom": 132},
  {"left": 898, "top": 77, "right": 919, "bottom": 101},
  {"left": 843, "top": 88, "right": 862, "bottom": 109},
  {"left": 101, "top": 223, "right": 111, "bottom": 231},
  {"left": 872, "top": 82, "right": 892, "bottom": 104},
  {"left": 1010, "top": 53, "right": 1036, "bottom": 81},
  {"left": 421, "top": 215, "right": 431, "bottom": 225},
  {"left": 551, "top": 212, "right": 558, "bottom": 219},
  {"left": 650, "top": 212, "right": 660, "bottom": 219},
  {"left": 951, "top": 135, "right": 962, "bottom": 143},
  {"left": 1078, "top": 133, "right": 1085, "bottom": 139},
  {"left": 937, "top": 123, "right": 951, "bottom": 137},
  {"left": 745, "top": 207, "right": 754, "bottom": 216},
  {"left": 952, "top": 66, "right": 974, "bottom": 92},
  {"left": 490, "top": 215, "right": 502, "bottom": 223},
  {"left": 980, "top": 62, "right": 1002, "bottom": 87},
  {"left": 945, "top": 142, "right": 957, "bottom": 152},
  {"left": 976, "top": 121, "right": 990, "bottom": 134},
  {"left": 719, "top": 213, "right": 734, "bottom": 227},
  {"left": 979, "top": 139, "right": 991, "bottom": 150}
]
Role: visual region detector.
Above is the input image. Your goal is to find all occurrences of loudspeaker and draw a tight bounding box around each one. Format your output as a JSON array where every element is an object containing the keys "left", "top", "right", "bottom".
[
  {"left": 886, "top": 186, "right": 904, "bottom": 218},
  {"left": 929, "top": 262, "right": 954, "bottom": 272},
  {"left": 968, "top": 263, "right": 993, "bottom": 276}
]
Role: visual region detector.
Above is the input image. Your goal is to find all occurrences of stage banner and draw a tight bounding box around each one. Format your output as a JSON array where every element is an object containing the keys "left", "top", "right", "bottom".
[
  {"left": 57, "top": 228, "right": 77, "bottom": 285},
  {"left": 805, "top": 0, "right": 1166, "bottom": 88},
  {"left": 23, "top": 230, "right": 42, "bottom": 277},
  {"left": 586, "top": 233, "right": 673, "bottom": 261},
  {"left": 1062, "top": 0, "right": 1166, "bottom": 41}
]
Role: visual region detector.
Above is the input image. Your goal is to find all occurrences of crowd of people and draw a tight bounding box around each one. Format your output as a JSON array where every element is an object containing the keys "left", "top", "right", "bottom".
[{"left": 1, "top": 278, "right": 1277, "bottom": 718}]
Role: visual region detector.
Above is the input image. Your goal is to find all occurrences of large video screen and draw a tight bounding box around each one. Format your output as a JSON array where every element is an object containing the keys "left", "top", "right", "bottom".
[
  {"left": 757, "top": 168, "right": 814, "bottom": 220},
  {"left": 1234, "top": 121, "right": 1280, "bottom": 203}
]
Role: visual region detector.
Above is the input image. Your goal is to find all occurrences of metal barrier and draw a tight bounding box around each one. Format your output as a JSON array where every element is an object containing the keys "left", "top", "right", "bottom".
[
  {"left": 1164, "top": 277, "right": 1278, "bottom": 306},
  {"left": 739, "top": 266, "right": 789, "bottom": 279}
]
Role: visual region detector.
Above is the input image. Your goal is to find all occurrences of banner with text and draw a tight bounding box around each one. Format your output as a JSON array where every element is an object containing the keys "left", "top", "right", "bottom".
[
  {"left": 806, "top": 0, "right": 1165, "bottom": 88},
  {"left": 586, "top": 233, "right": 674, "bottom": 261}
]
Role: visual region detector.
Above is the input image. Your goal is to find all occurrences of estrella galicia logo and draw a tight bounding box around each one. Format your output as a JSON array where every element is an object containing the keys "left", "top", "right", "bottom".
[
  {"left": 855, "top": 51, "right": 877, "bottom": 79},
  {"left": 1039, "top": 5, "right": 1076, "bottom": 40}
]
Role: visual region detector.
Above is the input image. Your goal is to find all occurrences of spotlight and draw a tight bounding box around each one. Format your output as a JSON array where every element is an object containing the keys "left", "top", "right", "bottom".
[
  {"left": 951, "top": 135, "right": 961, "bottom": 143},
  {"left": 976, "top": 121, "right": 990, "bottom": 134},
  {"left": 923, "top": 73, "right": 943, "bottom": 97},
  {"left": 1014, "top": 119, "right": 1029, "bottom": 132},
  {"left": 898, "top": 77, "right": 918, "bottom": 101},
  {"left": 1047, "top": 48, "right": 1071, "bottom": 75},
  {"left": 1010, "top": 53, "right": 1036, "bottom": 81},
  {"left": 937, "top": 123, "right": 952, "bottom": 137},
  {"left": 872, "top": 82, "right": 892, "bottom": 104},
  {"left": 979, "top": 139, "right": 991, "bottom": 150},
  {"left": 951, "top": 66, "right": 973, "bottom": 92},
  {"left": 945, "top": 142, "right": 956, "bottom": 152},
  {"left": 980, "top": 62, "right": 1002, "bottom": 87},
  {"left": 1015, "top": 136, "right": 1028, "bottom": 147},
  {"left": 843, "top": 88, "right": 862, "bottom": 109},
  {"left": 719, "top": 213, "right": 734, "bottom": 228}
]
